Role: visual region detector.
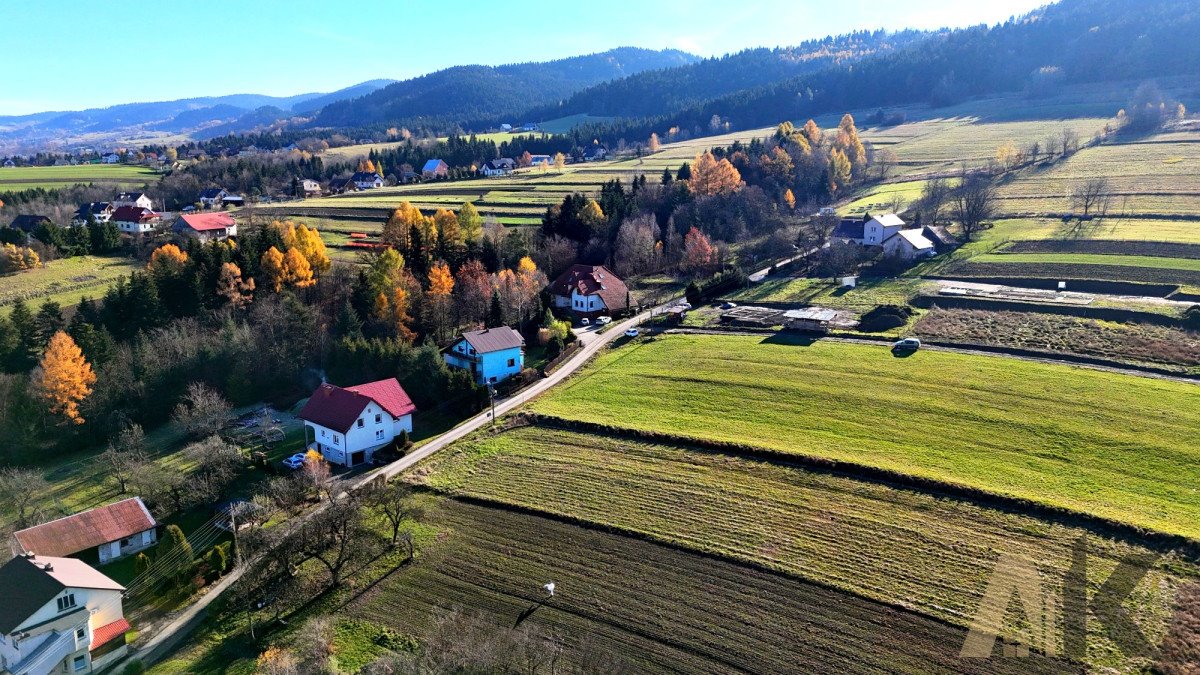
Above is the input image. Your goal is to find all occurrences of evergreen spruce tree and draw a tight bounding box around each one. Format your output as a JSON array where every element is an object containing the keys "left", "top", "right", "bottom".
[{"left": 487, "top": 290, "right": 504, "bottom": 328}]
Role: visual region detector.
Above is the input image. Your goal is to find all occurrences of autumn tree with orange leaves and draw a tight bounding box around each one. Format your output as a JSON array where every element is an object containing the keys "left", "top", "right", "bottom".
[
  {"left": 260, "top": 247, "right": 287, "bottom": 292},
  {"left": 689, "top": 152, "right": 743, "bottom": 197},
  {"left": 682, "top": 227, "right": 716, "bottom": 276},
  {"left": 34, "top": 331, "right": 96, "bottom": 425},
  {"left": 216, "top": 262, "right": 255, "bottom": 308},
  {"left": 147, "top": 243, "right": 189, "bottom": 275},
  {"left": 425, "top": 261, "right": 455, "bottom": 340}
]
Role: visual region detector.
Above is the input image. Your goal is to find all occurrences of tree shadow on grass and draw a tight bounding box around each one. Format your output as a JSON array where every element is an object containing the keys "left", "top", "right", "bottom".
[
  {"left": 514, "top": 599, "right": 548, "bottom": 628},
  {"left": 759, "top": 333, "right": 818, "bottom": 347}
]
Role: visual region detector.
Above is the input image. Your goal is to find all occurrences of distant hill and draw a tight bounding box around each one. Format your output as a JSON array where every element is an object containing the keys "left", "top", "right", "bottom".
[
  {"left": 309, "top": 47, "right": 699, "bottom": 130},
  {"left": 0, "top": 80, "right": 396, "bottom": 152},
  {"left": 560, "top": 0, "right": 1200, "bottom": 142},
  {"left": 524, "top": 31, "right": 935, "bottom": 121}
]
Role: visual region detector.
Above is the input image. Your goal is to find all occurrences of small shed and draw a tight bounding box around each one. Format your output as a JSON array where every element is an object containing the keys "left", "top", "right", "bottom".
[
  {"left": 783, "top": 307, "right": 838, "bottom": 334},
  {"left": 720, "top": 306, "right": 786, "bottom": 327}
]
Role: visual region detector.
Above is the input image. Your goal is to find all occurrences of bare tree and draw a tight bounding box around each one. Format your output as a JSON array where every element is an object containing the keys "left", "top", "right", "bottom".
[
  {"left": 264, "top": 473, "right": 312, "bottom": 518},
  {"left": 612, "top": 215, "right": 659, "bottom": 277},
  {"left": 364, "top": 480, "right": 423, "bottom": 551},
  {"left": 1060, "top": 127, "right": 1080, "bottom": 156},
  {"left": 99, "top": 423, "right": 148, "bottom": 494},
  {"left": 1071, "top": 177, "right": 1113, "bottom": 218},
  {"left": 188, "top": 436, "right": 244, "bottom": 506},
  {"left": 953, "top": 175, "right": 999, "bottom": 241},
  {"left": 811, "top": 212, "right": 840, "bottom": 247},
  {"left": 0, "top": 468, "right": 50, "bottom": 529},
  {"left": 290, "top": 497, "right": 369, "bottom": 588},
  {"left": 917, "top": 177, "right": 952, "bottom": 225},
  {"left": 173, "top": 382, "right": 233, "bottom": 438}
]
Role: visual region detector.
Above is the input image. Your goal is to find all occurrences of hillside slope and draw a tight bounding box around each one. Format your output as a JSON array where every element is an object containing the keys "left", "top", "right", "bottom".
[{"left": 310, "top": 47, "right": 698, "bottom": 129}]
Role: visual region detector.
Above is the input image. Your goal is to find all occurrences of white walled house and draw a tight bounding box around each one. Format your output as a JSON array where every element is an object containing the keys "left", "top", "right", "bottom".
[
  {"left": 13, "top": 497, "right": 157, "bottom": 565},
  {"left": 883, "top": 228, "right": 936, "bottom": 259},
  {"left": 350, "top": 171, "right": 384, "bottom": 190},
  {"left": 174, "top": 212, "right": 237, "bottom": 242},
  {"left": 110, "top": 206, "right": 161, "bottom": 235},
  {"left": 549, "top": 264, "right": 631, "bottom": 318},
  {"left": 298, "top": 378, "right": 416, "bottom": 467},
  {"left": 444, "top": 327, "right": 525, "bottom": 385},
  {"left": 112, "top": 192, "right": 153, "bottom": 210},
  {"left": 0, "top": 555, "right": 130, "bottom": 674},
  {"left": 830, "top": 212, "right": 937, "bottom": 261}
]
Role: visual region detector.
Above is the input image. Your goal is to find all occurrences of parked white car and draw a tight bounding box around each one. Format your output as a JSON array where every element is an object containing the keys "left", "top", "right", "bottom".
[
  {"left": 892, "top": 338, "right": 921, "bottom": 351},
  {"left": 596, "top": 316, "right": 612, "bottom": 325},
  {"left": 624, "top": 328, "right": 640, "bottom": 338},
  {"left": 281, "top": 453, "right": 307, "bottom": 470}
]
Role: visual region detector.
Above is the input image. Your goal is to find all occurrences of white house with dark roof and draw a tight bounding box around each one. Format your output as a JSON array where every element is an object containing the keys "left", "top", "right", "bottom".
[
  {"left": 549, "top": 264, "right": 630, "bottom": 318},
  {"left": 298, "top": 378, "right": 416, "bottom": 467},
  {"left": 0, "top": 554, "right": 130, "bottom": 674},
  {"left": 113, "top": 192, "right": 152, "bottom": 210},
  {"left": 350, "top": 171, "right": 384, "bottom": 190},
  {"left": 831, "top": 212, "right": 935, "bottom": 260},
  {"left": 480, "top": 158, "right": 515, "bottom": 177},
  {"left": 444, "top": 327, "right": 525, "bottom": 385}
]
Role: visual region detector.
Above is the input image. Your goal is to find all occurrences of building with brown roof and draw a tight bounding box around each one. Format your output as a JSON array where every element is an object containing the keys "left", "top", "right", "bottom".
[
  {"left": 0, "top": 554, "right": 130, "bottom": 673},
  {"left": 298, "top": 378, "right": 416, "bottom": 467},
  {"left": 549, "top": 264, "right": 630, "bottom": 318},
  {"left": 444, "top": 327, "right": 525, "bottom": 385},
  {"left": 12, "top": 498, "right": 157, "bottom": 565}
]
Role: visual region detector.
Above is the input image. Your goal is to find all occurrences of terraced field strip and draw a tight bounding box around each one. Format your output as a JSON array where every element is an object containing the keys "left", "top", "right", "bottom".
[
  {"left": 420, "top": 424, "right": 1191, "bottom": 669},
  {"left": 976, "top": 252, "right": 1200, "bottom": 272},
  {"left": 529, "top": 334, "right": 1200, "bottom": 538},
  {"left": 996, "top": 131, "right": 1200, "bottom": 216},
  {"left": 352, "top": 499, "right": 1074, "bottom": 674},
  {"left": 948, "top": 260, "right": 1200, "bottom": 286},
  {"left": 724, "top": 276, "right": 930, "bottom": 311},
  {"left": 1003, "top": 239, "right": 1200, "bottom": 258}
]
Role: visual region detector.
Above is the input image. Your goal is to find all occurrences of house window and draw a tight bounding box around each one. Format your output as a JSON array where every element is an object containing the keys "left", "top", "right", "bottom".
[
  {"left": 75, "top": 627, "right": 86, "bottom": 641},
  {"left": 375, "top": 414, "right": 382, "bottom": 424},
  {"left": 357, "top": 418, "right": 364, "bottom": 428},
  {"left": 334, "top": 435, "right": 340, "bottom": 445},
  {"left": 73, "top": 655, "right": 87, "bottom": 672},
  {"left": 507, "top": 358, "right": 516, "bottom": 367},
  {"left": 376, "top": 429, "right": 384, "bottom": 440},
  {"left": 121, "top": 537, "right": 131, "bottom": 546},
  {"left": 320, "top": 429, "right": 326, "bottom": 438},
  {"left": 57, "top": 593, "right": 77, "bottom": 612}
]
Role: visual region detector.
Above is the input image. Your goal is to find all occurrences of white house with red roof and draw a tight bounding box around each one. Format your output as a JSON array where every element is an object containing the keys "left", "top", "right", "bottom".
[
  {"left": 173, "top": 212, "right": 237, "bottom": 242},
  {"left": 298, "top": 378, "right": 416, "bottom": 467},
  {"left": 0, "top": 554, "right": 130, "bottom": 674},
  {"left": 549, "top": 264, "right": 630, "bottom": 318}
]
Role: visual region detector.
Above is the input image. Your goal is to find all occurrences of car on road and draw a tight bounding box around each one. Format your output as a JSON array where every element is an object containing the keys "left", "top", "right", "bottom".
[
  {"left": 596, "top": 316, "right": 612, "bottom": 325},
  {"left": 579, "top": 318, "right": 590, "bottom": 327},
  {"left": 720, "top": 302, "right": 737, "bottom": 310},
  {"left": 624, "top": 328, "right": 640, "bottom": 338},
  {"left": 892, "top": 338, "right": 921, "bottom": 351},
  {"left": 281, "top": 452, "right": 307, "bottom": 470}
]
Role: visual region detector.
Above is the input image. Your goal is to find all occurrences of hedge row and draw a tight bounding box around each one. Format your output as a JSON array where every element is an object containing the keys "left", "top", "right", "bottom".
[{"left": 519, "top": 414, "right": 1200, "bottom": 556}]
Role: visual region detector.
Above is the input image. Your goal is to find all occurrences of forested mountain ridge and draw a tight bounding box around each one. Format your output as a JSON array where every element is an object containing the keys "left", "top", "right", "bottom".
[
  {"left": 310, "top": 47, "right": 699, "bottom": 130},
  {"left": 564, "top": 0, "right": 1200, "bottom": 143},
  {"left": 524, "top": 30, "right": 937, "bottom": 120}
]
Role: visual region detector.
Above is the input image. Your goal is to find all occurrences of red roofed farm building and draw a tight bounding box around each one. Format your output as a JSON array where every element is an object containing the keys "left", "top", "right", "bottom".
[
  {"left": 12, "top": 497, "right": 158, "bottom": 565},
  {"left": 298, "top": 378, "right": 416, "bottom": 467},
  {"left": 173, "top": 211, "right": 237, "bottom": 242}
]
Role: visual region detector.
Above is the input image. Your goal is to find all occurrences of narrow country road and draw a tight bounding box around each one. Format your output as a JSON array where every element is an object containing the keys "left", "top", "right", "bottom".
[{"left": 128, "top": 301, "right": 670, "bottom": 670}]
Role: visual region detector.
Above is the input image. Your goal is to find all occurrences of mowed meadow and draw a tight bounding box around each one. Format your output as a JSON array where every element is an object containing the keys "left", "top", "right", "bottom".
[
  {"left": 0, "top": 163, "right": 159, "bottom": 191},
  {"left": 529, "top": 334, "right": 1200, "bottom": 538}
]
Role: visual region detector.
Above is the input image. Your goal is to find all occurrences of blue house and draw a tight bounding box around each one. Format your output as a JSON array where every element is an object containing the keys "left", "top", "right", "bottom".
[{"left": 444, "top": 327, "right": 525, "bottom": 385}]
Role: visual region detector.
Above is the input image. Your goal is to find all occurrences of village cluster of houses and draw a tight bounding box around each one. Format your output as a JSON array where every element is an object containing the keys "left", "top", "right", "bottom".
[
  {"left": 831, "top": 212, "right": 954, "bottom": 261},
  {"left": 299, "top": 264, "right": 629, "bottom": 468},
  {"left": 0, "top": 498, "right": 156, "bottom": 674}
]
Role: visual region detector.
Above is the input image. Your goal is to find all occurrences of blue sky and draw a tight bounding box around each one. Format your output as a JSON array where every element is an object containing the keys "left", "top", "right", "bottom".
[{"left": 2, "top": 0, "right": 1048, "bottom": 115}]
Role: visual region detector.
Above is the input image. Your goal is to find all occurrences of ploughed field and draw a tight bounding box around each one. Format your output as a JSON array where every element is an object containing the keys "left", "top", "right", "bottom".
[
  {"left": 528, "top": 334, "right": 1200, "bottom": 539},
  {"left": 414, "top": 425, "right": 1194, "bottom": 671},
  {"left": 348, "top": 497, "right": 1080, "bottom": 674}
]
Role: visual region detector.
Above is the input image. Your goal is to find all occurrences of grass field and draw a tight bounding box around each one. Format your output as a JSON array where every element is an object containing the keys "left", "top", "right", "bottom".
[
  {"left": 0, "top": 255, "right": 142, "bottom": 314},
  {"left": 416, "top": 424, "right": 1192, "bottom": 669},
  {"left": 0, "top": 164, "right": 159, "bottom": 191},
  {"left": 725, "top": 276, "right": 931, "bottom": 312},
  {"left": 530, "top": 333, "right": 1200, "bottom": 538}
]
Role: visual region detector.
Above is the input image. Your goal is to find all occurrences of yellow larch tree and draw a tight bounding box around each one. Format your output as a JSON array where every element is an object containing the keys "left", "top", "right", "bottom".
[
  {"left": 260, "top": 246, "right": 287, "bottom": 292},
  {"left": 284, "top": 248, "right": 315, "bottom": 288},
  {"left": 458, "top": 201, "right": 483, "bottom": 245},
  {"left": 216, "top": 262, "right": 255, "bottom": 308},
  {"left": 35, "top": 331, "right": 96, "bottom": 425},
  {"left": 689, "top": 152, "right": 743, "bottom": 197},
  {"left": 147, "top": 244, "right": 189, "bottom": 274}
]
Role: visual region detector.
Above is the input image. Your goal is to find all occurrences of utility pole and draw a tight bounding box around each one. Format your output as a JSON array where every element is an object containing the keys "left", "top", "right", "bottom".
[{"left": 489, "top": 385, "right": 496, "bottom": 427}]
